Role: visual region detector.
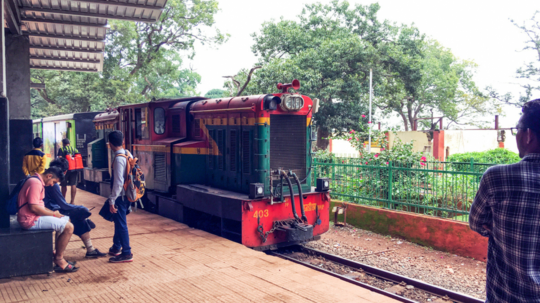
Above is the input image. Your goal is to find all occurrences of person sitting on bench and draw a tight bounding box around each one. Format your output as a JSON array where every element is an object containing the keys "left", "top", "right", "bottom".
[
  {"left": 17, "top": 166, "right": 78, "bottom": 272},
  {"left": 45, "top": 158, "right": 106, "bottom": 258}
]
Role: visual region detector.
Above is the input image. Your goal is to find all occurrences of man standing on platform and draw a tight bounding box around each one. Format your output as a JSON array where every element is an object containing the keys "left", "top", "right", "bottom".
[
  {"left": 58, "top": 138, "right": 79, "bottom": 204},
  {"left": 470, "top": 99, "right": 540, "bottom": 302},
  {"left": 22, "top": 137, "right": 46, "bottom": 177},
  {"left": 107, "top": 130, "right": 134, "bottom": 263}
]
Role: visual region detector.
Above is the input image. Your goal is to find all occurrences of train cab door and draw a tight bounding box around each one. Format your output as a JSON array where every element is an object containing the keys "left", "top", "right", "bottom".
[{"left": 121, "top": 109, "right": 132, "bottom": 152}]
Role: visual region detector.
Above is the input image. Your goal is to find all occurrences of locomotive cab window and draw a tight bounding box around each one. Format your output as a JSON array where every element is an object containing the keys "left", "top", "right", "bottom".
[
  {"left": 154, "top": 107, "right": 165, "bottom": 135},
  {"left": 135, "top": 108, "right": 142, "bottom": 139}
]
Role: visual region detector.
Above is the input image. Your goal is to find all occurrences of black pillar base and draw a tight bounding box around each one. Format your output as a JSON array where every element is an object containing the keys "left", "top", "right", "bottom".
[
  {"left": 10, "top": 119, "right": 33, "bottom": 183},
  {"left": 0, "top": 97, "right": 9, "bottom": 229},
  {"left": 0, "top": 217, "right": 53, "bottom": 279}
]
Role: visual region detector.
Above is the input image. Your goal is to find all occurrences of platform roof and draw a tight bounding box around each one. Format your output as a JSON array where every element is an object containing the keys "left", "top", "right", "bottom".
[{"left": 4, "top": 0, "right": 168, "bottom": 72}]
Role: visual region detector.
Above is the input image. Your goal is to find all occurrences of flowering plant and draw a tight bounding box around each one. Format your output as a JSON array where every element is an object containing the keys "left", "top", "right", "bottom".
[{"left": 333, "top": 120, "right": 432, "bottom": 168}]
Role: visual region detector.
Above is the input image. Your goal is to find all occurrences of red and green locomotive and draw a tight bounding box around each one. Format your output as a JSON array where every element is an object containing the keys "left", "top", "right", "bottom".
[{"left": 86, "top": 80, "right": 330, "bottom": 249}]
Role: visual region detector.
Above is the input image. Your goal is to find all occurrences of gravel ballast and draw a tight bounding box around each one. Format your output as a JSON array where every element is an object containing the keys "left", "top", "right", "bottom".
[{"left": 305, "top": 224, "right": 487, "bottom": 300}]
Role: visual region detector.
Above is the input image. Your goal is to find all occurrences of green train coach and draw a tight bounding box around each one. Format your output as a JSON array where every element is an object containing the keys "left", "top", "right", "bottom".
[{"left": 32, "top": 112, "right": 102, "bottom": 171}]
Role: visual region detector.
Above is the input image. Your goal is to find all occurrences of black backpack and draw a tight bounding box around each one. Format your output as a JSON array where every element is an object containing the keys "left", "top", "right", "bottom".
[{"left": 6, "top": 176, "right": 40, "bottom": 215}]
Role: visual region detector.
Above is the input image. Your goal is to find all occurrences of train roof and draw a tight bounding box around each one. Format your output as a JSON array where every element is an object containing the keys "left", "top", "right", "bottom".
[
  {"left": 119, "top": 96, "right": 207, "bottom": 109},
  {"left": 41, "top": 112, "right": 102, "bottom": 123},
  {"left": 94, "top": 109, "right": 119, "bottom": 122}
]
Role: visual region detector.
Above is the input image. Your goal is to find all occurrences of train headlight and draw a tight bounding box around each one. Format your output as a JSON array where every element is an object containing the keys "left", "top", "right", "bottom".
[
  {"left": 316, "top": 178, "right": 330, "bottom": 192},
  {"left": 280, "top": 95, "right": 304, "bottom": 111},
  {"left": 249, "top": 183, "right": 264, "bottom": 199}
]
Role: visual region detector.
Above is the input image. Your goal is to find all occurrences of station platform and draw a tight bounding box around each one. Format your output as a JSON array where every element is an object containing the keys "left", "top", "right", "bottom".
[{"left": 0, "top": 190, "right": 398, "bottom": 303}]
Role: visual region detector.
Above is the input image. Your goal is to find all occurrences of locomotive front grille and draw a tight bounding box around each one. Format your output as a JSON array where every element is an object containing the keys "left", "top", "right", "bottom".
[{"left": 270, "top": 115, "right": 307, "bottom": 182}]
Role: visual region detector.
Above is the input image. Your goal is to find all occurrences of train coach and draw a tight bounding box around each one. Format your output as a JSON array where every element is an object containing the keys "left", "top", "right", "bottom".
[
  {"left": 86, "top": 80, "right": 330, "bottom": 250},
  {"left": 32, "top": 112, "right": 102, "bottom": 173}
]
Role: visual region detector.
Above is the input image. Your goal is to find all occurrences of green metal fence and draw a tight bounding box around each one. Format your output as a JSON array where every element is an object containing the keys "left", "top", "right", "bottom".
[{"left": 312, "top": 157, "right": 496, "bottom": 222}]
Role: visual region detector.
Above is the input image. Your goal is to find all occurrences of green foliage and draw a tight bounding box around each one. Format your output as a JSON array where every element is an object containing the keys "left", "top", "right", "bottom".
[
  {"left": 313, "top": 156, "right": 485, "bottom": 221},
  {"left": 447, "top": 148, "right": 521, "bottom": 165},
  {"left": 229, "top": 0, "right": 492, "bottom": 148},
  {"left": 488, "top": 11, "right": 540, "bottom": 107},
  {"left": 204, "top": 88, "right": 227, "bottom": 98},
  {"left": 31, "top": 0, "right": 226, "bottom": 118},
  {"left": 333, "top": 122, "right": 432, "bottom": 168}
]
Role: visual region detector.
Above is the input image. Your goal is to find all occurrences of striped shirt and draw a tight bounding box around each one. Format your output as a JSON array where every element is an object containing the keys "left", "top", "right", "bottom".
[{"left": 469, "top": 153, "right": 540, "bottom": 302}]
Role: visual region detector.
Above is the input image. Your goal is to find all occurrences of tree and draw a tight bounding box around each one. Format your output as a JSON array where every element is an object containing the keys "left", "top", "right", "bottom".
[
  {"left": 376, "top": 39, "right": 496, "bottom": 131},
  {"left": 228, "top": 0, "right": 490, "bottom": 149},
  {"left": 489, "top": 11, "right": 540, "bottom": 107},
  {"left": 31, "top": 0, "right": 226, "bottom": 118},
  {"left": 229, "top": 1, "right": 386, "bottom": 149},
  {"left": 204, "top": 88, "right": 227, "bottom": 98}
]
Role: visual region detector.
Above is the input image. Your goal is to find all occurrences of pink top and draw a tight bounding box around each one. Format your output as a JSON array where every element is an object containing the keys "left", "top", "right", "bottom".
[{"left": 17, "top": 173, "right": 45, "bottom": 229}]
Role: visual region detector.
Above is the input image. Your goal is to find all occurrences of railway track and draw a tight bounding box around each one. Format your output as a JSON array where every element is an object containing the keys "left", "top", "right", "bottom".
[{"left": 270, "top": 245, "right": 484, "bottom": 303}]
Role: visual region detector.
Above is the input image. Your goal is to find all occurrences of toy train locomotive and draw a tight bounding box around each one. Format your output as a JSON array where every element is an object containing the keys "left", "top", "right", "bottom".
[{"left": 40, "top": 80, "right": 331, "bottom": 250}]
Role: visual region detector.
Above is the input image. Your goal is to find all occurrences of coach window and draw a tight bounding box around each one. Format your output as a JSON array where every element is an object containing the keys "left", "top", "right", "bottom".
[
  {"left": 135, "top": 108, "right": 142, "bottom": 139},
  {"left": 154, "top": 107, "right": 166, "bottom": 135}
]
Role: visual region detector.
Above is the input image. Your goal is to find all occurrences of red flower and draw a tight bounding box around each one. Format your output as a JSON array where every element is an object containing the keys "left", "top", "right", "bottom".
[
  {"left": 342, "top": 161, "right": 345, "bottom": 164},
  {"left": 356, "top": 138, "right": 359, "bottom": 141},
  {"left": 421, "top": 156, "right": 427, "bottom": 162},
  {"left": 381, "top": 148, "right": 385, "bottom": 151},
  {"left": 375, "top": 154, "right": 379, "bottom": 158},
  {"left": 362, "top": 115, "right": 366, "bottom": 118},
  {"left": 420, "top": 162, "right": 426, "bottom": 166},
  {"left": 386, "top": 162, "right": 389, "bottom": 165},
  {"left": 348, "top": 137, "right": 352, "bottom": 141},
  {"left": 365, "top": 162, "right": 368, "bottom": 165},
  {"left": 349, "top": 130, "right": 355, "bottom": 134},
  {"left": 368, "top": 121, "right": 372, "bottom": 124}
]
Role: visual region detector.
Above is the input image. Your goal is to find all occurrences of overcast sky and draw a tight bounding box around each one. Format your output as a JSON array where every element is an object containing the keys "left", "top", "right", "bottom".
[{"left": 189, "top": 0, "right": 539, "bottom": 129}]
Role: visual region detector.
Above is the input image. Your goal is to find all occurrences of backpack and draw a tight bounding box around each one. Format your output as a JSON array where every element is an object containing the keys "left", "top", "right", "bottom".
[
  {"left": 6, "top": 176, "right": 40, "bottom": 215},
  {"left": 115, "top": 151, "right": 146, "bottom": 202}
]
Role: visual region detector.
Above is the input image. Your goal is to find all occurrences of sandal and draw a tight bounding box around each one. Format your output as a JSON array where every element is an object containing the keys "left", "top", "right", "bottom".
[{"left": 54, "top": 263, "right": 79, "bottom": 273}]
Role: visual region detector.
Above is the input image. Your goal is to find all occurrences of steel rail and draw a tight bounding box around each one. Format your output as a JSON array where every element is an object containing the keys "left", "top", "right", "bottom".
[
  {"left": 281, "top": 246, "right": 484, "bottom": 303},
  {"left": 270, "top": 250, "right": 417, "bottom": 303}
]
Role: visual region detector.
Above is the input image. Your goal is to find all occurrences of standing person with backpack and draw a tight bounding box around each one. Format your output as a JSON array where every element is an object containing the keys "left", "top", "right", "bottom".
[
  {"left": 107, "top": 131, "right": 134, "bottom": 263},
  {"left": 58, "top": 138, "right": 79, "bottom": 204}
]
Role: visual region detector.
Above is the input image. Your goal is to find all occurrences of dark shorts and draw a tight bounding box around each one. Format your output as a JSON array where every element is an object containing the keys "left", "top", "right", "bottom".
[{"left": 61, "top": 171, "right": 79, "bottom": 186}]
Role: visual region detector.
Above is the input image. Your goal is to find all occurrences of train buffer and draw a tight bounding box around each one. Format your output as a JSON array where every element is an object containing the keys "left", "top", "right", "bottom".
[{"left": 332, "top": 204, "right": 348, "bottom": 227}]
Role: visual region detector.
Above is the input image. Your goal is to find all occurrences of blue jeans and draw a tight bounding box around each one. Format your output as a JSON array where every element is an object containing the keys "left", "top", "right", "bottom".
[{"left": 112, "top": 196, "right": 131, "bottom": 255}]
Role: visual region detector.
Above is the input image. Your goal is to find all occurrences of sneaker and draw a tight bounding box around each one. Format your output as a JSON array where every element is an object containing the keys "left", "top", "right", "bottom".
[
  {"left": 109, "top": 247, "right": 121, "bottom": 256},
  {"left": 86, "top": 249, "right": 107, "bottom": 258},
  {"left": 87, "top": 219, "right": 96, "bottom": 230},
  {"left": 109, "top": 254, "right": 133, "bottom": 263}
]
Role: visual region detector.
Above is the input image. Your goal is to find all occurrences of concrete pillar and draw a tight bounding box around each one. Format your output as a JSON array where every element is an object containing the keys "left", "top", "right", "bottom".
[
  {"left": 0, "top": 1, "right": 9, "bottom": 229},
  {"left": 0, "top": 0, "right": 6, "bottom": 97},
  {"left": 6, "top": 34, "right": 30, "bottom": 119},
  {"left": 5, "top": 33, "right": 32, "bottom": 186},
  {"left": 433, "top": 130, "right": 445, "bottom": 161}
]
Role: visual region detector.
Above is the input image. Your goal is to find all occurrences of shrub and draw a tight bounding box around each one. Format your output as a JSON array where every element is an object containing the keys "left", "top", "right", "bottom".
[{"left": 447, "top": 148, "right": 520, "bottom": 165}]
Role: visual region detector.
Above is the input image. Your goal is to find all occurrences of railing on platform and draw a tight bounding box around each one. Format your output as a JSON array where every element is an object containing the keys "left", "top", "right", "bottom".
[{"left": 311, "top": 157, "right": 497, "bottom": 222}]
